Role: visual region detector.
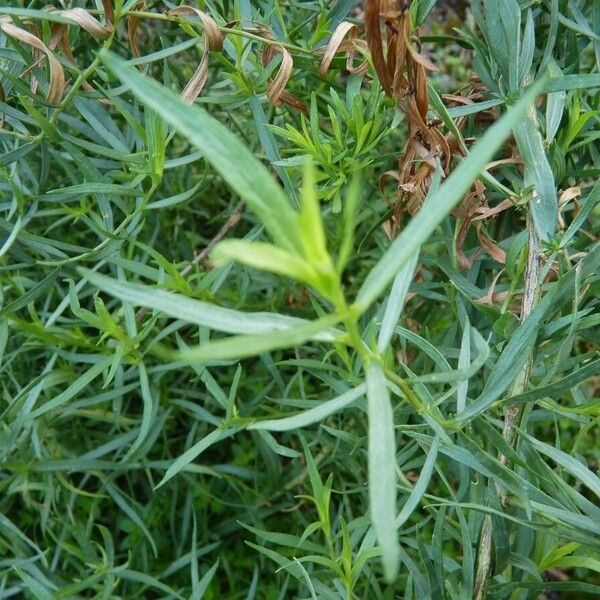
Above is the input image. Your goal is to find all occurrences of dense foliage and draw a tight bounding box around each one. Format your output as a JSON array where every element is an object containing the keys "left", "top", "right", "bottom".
[{"left": 1, "top": 0, "right": 600, "bottom": 598}]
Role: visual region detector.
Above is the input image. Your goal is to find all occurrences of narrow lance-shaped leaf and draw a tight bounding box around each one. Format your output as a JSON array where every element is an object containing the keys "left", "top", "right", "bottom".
[
  {"left": 168, "top": 314, "right": 342, "bottom": 364},
  {"left": 211, "top": 240, "right": 321, "bottom": 289},
  {"left": 519, "top": 9, "right": 535, "bottom": 82},
  {"left": 456, "top": 320, "right": 471, "bottom": 415},
  {"left": 513, "top": 105, "right": 558, "bottom": 242},
  {"left": 123, "top": 362, "right": 155, "bottom": 459},
  {"left": 79, "top": 268, "right": 340, "bottom": 341},
  {"left": 497, "top": 0, "right": 521, "bottom": 91},
  {"left": 546, "top": 62, "right": 567, "bottom": 144},
  {"left": 522, "top": 433, "right": 600, "bottom": 499},
  {"left": 248, "top": 383, "right": 367, "bottom": 431},
  {"left": 365, "top": 361, "right": 399, "bottom": 582},
  {"left": 297, "top": 161, "right": 331, "bottom": 269},
  {"left": 395, "top": 437, "right": 440, "bottom": 530},
  {"left": 377, "top": 251, "right": 418, "bottom": 353},
  {"left": 156, "top": 427, "right": 240, "bottom": 489}
]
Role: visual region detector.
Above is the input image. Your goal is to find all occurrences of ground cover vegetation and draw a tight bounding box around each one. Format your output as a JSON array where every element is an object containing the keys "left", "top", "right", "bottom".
[{"left": 1, "top": 0, "right": 600, "bottom": 597}]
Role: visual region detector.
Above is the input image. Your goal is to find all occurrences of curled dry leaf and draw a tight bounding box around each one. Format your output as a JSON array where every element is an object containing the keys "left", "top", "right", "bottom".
[
  {"left": 264, "top": 44, "right": 292, "bottom": 105},
  {"left": 455, "top": 219, "right": 481, "bottom": 270},
  {"left": 406, "top": 42, "right": 438, "bottom": 72},
  {"left": 0, "top": 18, "right": 65, "bottom": 105},
  {"left": 559, "top": 186, "right": 581, "bottom": 205},
  {"left": 363, "top": 1, "right": 519, "bottom": 248},
  {"left": 478, "top": 269, "right": 510, "bottom": 308},
  {"left": 318, "top": 21, "right": 369, "bottom": 77},
  {"left": 102, "top": 0, "right": 115, "bottom": 25},
  {"left": 263, "top": 44, "right": 307, "bottom": 113},
  {"left": 477, "top": 224, "right": 507, "bottom": 264},
  {"left": 365, "top": 0, "right": 392, "bottom": 96},
  {"left": 470, "top": 199, "right": 514, "bottom": 222},
  {"left": 49, "top": 23, "right": 74, "bottom": 62},
  {"left": 364, "top": 1, "right": 457, "bottom": 235},
  {"left": 128, "top": 1, "right": 148, "bottom": 60},
  {"left": 169, "top": 6, "right": 224, "bottom": 103},
  {"left": 558, "top": 186, "right": 581, "bottom": 229},
  {"left": 46, "top": 20, "right": 112, "bottom": 105},
  {"left": 1, "top": 4, "right": 114, "bottom": 106},
  {"left": 59, "top": 8, "right": 112, "bottom": 39}
]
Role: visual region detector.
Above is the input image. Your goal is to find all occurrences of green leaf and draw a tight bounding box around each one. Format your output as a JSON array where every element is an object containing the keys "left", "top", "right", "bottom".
[
  {"left": 459, "top": 243, "right": 600, "bottom": 422},
  {"left": 297, "top": 162, "right": 331, "bottom": 269},
  {"left": 13, "top": 568, "right": 55, "bottom": 600},
  {"left": 146, "top": 182, "right": 203, "bottom": 210},
  {"left": 212, "top": 240, "right": 321, "bottom": 289},
  {"left": 561, "top": 179, "right": 600, "bottom": 248},
  {"left": 249, "top": 94, "right": 298, "bottom": 204},
  {"left": 456, "top": 319, "right": 471, "bottom": 414},
  {"left": 248, "top": 383, "right": 366, "bottom": 431},
  {"left": 513, "top": 108, "right": 558, "bottom": 241},
  {"left": 523, "top": 434, "right": 600, "bottom": 499},
  {"left": 497, "top": 0, "right": 521, "bottom": 91},
  {"left": 123, "top": 362, "right": 155, "bottom": 459},
  {"left": 519, "top": 10, "right": 535, "bottom": 82},
  {"left": 365, "top": 362, "right": 399, "bottom": 582},
  {"left": 337, "top": 174, "right": 362, "bottom": 275},
  {"left": 156, "top": 427, "right": 240, "bottom": 489},
  {"left": 507, "top": 358, "right": 600, "bottom": 406},
  {"left": 543, "top": 74, "right": 600, "bottom": 93},
  {"left": 377, "top": 251, "right": 418, "bottom": 353},
  {"left": 396, "top": 437, "right": 439, "bottom": 529},
  {"left": 546, "top": 62, "right": 566, "bottom": 144},
  {"left": 79, "top": 268, "right": 338, "bottom": 340},
  {"left": 0, "top": 268, "right": 59, "bottom": 316},
  {"left": 15, "top": 356, "right": 111, "bottom": 423},
  {"left": 545, "top": 556, "right": 600, "bottom": 575},
  {"left": 192, "top": 560, "right": 219, "bottom": 600},
  {"left": 106, "top": 483, "right": 158, "bottom": 557},
  {"left": 327, "top": 0, "right": 357, "bottom": 29},
  {"left": 170, "top": 314, "right": 342, "bottom": 363}
]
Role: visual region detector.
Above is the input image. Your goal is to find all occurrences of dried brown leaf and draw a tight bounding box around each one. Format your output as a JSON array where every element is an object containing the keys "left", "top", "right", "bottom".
[
  {"left": 365, "top": 0, "right": 392, "bottom": 96},
  {"left": 0, "top": 19, "right": 65, "bottom": 105},
  {"left": 102, "top": 0, "right": 115, "bottom": 25},
  {"left": 169, "top": 6, "right": 224, "bottom": 103},
  {"left": 319, "top": 21, "right": 368, "bottom": 77},
  {"left": 59, "top": 8, "right": 112, "bottom": 39},
  {"left": 128, "top": 2, "right": 147, "bottom": 60},
  {"left": 49, "top": 23, "right": 74, "bottom": 62},
  {"left": 262, "top": 44, "right": 307, "bottom": 113},
  {"left": 559, "top": 186, "right": 581, "bottom": 205},
  {"left": 406, "top": 42, "right": 438, "bottom": 72},
  {"left": 477, "top": 225, "right": 507, "bottom": 264}
]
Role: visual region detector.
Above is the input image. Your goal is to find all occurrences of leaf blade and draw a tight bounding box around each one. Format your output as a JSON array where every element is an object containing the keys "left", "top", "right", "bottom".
[{"left": 366, "top": 362, "right": 399, "bottom": 582}]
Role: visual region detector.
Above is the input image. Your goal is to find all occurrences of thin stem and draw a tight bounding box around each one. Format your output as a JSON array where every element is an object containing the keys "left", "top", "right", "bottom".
[
  {"left": 473, "top": 220, "right": 541, "bottom": 600},
  {"left": 180, "top": 202, "right": 245, "bottom": 278}
]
